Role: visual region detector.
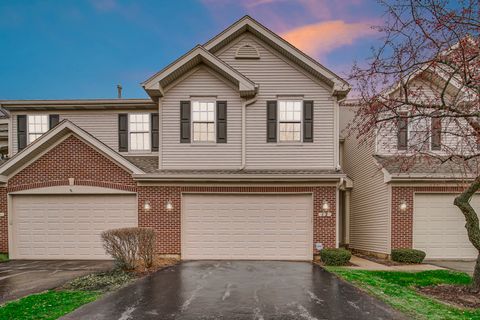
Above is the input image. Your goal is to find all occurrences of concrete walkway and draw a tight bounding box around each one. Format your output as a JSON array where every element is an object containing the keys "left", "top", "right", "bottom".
[
  {"left": 348, "top": 256, "right": 445, "bottom": 272},
  {"left": 426, "top": 260, "right": 475, "bottom": 275}
]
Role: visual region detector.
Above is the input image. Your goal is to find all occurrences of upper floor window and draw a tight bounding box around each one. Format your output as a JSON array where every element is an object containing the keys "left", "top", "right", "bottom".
[
  {"left": 397, "top": 113, "right": 441, "bottom": 151},
  {"left": 28, "top": 115, "right": 49, "bottom": 143},
  {"left": 129, "top": 114, "right": 150, "bottom": 151},
  {"left": 278, "top": 100, "right": 302, "bottom": 142},
  {"left": 192, "top": 101, "right": 215, "bottom": 142}
]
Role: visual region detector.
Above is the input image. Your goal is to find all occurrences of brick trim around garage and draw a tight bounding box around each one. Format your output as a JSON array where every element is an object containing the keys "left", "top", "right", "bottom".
[{"left": 391, "top": 185, "right": 465, "bottom": 249}]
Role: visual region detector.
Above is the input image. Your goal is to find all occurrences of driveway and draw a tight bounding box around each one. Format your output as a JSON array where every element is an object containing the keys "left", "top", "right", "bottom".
[
  {"left": 63, "top": 261, "right": 405, "bottom": 320},
  {"left": 0, "top": 260, "right": 113, "bottom": 304},
  {"left": 426, "top": 260, "right": 476, "bottom": 275}
]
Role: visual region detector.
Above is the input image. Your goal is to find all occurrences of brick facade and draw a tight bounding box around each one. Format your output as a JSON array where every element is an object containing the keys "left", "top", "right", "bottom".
[
  {"left": 0, "top": 133, "right": 338, "bottom": 258},
  {"left": 391, "top": 185, "right": 465, "bottom": 249},
  {"left": 138, "top": 186, "right": 337, "bottom": 255}
]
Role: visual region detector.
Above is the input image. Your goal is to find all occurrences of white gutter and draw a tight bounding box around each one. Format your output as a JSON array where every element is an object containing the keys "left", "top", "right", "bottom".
[
  {"left": 240, "top": 96, "right": 257, "bottom": 169},
  {"left": 133, "top": 173, "right": 347, "bottom": 182}
]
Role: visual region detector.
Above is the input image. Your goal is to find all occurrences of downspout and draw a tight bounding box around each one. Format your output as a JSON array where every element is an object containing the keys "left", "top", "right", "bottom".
[{"left": 240, "top": 96, "right": 257, "bottom": 170}]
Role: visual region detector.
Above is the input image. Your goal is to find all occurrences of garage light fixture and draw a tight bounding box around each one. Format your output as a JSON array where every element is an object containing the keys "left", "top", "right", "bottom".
[
  {"left": 165, "top": 200, "right": 173, "bottom": 211},
  {"left": 318, "top": 200, "right": 331, "bottom": 217},
  {"left": 399, "top": 200, "right": 408, "bottom": 212},
  {"left": 143, "top": 200, "right": 151, "bottom": 211}
]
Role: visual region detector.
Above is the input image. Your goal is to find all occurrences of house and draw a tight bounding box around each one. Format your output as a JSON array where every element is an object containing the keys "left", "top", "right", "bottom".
[
  {"left": 0, "top": 16, "right": 352, "bottom": 261},
  {"left": 340, "top": 68, "right": 479, "bottom": 260}
]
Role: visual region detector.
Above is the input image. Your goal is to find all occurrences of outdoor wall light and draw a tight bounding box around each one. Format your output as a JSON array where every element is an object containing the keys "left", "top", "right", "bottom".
[
  {"left": 143, "top": 200, "right": 151, "bottom": 211},
  {"left": 165, "top": 200, "right": 173, "bottom": 211},
  {"left": 399, "top": 200, "right": 408, "bottom": 212},
  {"left": 318, "top": 200, "right": 331, "bottom": 217}
]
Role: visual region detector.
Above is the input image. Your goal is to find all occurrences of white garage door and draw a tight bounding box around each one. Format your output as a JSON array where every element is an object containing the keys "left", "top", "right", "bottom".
[
  {"left": 182, "top": 194, "right": 313, "bottom": 260},
  {"left": 12, "top": 194, "right": 137, "bottom": 260},
  {"left": 414, "top": 193, "right": 478, "bottom": 259}
]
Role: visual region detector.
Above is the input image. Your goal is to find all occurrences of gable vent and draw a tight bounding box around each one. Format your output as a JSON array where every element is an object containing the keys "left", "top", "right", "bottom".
[{"left": 235, "top": 44, "right": 260, "bottom": 59}]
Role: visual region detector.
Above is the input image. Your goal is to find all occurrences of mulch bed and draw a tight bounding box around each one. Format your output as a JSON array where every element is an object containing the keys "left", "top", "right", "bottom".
[
  {"left": 354, "top": 253, "right": 404, "bottom": 266},
  {"left": 132, "top": 257, "right": 179, "bottom": 276},
  {"left": 313, "top": 260, "right": 357, "bottom": 267},
  {"left": 418, "top": 285, "right": 480, "bottom": 309}
]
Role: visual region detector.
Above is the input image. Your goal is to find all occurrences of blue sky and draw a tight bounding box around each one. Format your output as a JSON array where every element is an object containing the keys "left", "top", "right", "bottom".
[{"left": 0, "top": 0, "right": 384, "bottom": 99}]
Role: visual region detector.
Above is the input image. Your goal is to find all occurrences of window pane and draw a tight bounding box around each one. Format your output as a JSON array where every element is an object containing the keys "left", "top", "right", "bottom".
[{"left": 279, "top": 122, "right": 301, "bottom": 142}]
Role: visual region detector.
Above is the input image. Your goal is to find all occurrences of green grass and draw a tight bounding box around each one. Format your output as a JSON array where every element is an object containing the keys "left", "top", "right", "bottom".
[
  {"left": 0, "top": 290, "right": 99, "bottom": 320},
  {"left": 0, "top": 253, "right": 8, "bottom": 262},
  {"left": 326, "top": 268, "right": 479, "bottom": 320}
]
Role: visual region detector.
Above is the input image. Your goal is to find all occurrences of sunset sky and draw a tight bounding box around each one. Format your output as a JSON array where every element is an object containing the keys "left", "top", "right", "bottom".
[{"left": 0, "top": 0, "right": 384, "bottom": 99}]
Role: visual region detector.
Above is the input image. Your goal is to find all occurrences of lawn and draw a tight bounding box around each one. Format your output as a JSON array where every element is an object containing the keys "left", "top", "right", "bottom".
[
  {"left": 327, "top": 268, "right": 479, "bottom": 320},
  {"left": 0, "top": 290, "right": 99, "bottom": 320},
  {"left": 0, "top": 253, "right": 8, "bottom": 262}
]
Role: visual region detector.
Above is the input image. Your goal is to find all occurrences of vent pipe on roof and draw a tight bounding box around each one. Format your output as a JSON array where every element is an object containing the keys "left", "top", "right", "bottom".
[{"left": 117, "top": 84, "right": 123, "bottom": 99}]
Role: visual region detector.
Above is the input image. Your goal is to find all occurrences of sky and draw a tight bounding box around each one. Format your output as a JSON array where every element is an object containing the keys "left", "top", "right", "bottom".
[{"left": 0, "top": 0, "right": 385, "bottom": 100}]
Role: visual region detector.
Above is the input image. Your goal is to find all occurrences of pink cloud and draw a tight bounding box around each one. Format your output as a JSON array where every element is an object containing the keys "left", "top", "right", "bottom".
[{"left": 281, "top": 20, "right": 377, "bottom": 59}]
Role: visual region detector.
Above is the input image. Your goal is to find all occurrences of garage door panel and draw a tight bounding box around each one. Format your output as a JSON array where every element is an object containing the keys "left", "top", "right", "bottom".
[
  {"left": 414, "top": 193, "right": 478, "bottom": 259},
  {"left": 182, "top": 194, "right": 312, "bottom": 260},
  {"left": 12, "top": 194, "right": 137, "bottom": 260}
]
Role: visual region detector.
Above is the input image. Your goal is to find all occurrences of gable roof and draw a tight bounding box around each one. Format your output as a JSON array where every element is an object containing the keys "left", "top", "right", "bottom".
[
  {"left": 0, "top": 120, "right": 144, "bottom": 178},
  {"left": 142, "top": 46, "right": 257, "bottom": 99},
  {"left": 203, "top": 16, "right": 350, "bottom": 98}
]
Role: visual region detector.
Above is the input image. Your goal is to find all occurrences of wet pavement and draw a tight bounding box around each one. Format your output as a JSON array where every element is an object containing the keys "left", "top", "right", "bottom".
[
  {"left": 0, "top": 260, "right": 113, "bottom": 304},
  {"left": 63, "top": 261, "right": 405, "bottom": 320}
]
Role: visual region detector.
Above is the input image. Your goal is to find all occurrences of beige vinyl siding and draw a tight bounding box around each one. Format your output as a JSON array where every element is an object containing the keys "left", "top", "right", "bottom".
[
  {"left": 340, "top": 106, "right": 391, "bottom": 254},
  {"left": 161, "top": 66, "right": 242, "bottom": 169},
  {"left": 10, "top": 109, "right": 156, "bottom": 155},
  {"left": 216, "top": 33, "right": 336, "bottom": 169}
]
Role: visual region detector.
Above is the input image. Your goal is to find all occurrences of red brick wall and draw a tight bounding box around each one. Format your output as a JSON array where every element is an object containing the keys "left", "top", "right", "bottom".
[
  {"left": 0, "top": 134, "right": 338, "bottom": 258},
  {"left": 0, "top": 135, "right": 137, "bottom": 252},
  {"left": 391, "top": 185, "right": 465, "bottom": 249},
  {"left": 138, "top": 185, "right": 337, "bottom": 255}
]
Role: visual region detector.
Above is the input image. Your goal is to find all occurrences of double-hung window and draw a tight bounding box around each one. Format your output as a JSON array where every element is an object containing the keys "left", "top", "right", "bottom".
[
  {"left": 28, "top": 115, "right": 49, "bottom": 143},
  {"left": 192, "top": 101, "right": 215, "bottom": 142},
  {"left": 129, "top": 114, "right": 150, "bottom": 151},
  {"left": 278, "top": 100, "right": 302, "bottom": 142}
]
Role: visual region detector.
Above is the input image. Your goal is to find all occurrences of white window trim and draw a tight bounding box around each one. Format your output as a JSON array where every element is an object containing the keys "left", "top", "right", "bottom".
[
  {"left": 27, "top": 115, "right": 49, "bottom": 144},
  {"left": 277, "top": 100, "right": 303, "bottom": 143},
  {"left": 128, "top": 113, "right": 151, "bottom": 152},
  {"left": 191, "top": 99, "right": 217, "bottom": 144}
]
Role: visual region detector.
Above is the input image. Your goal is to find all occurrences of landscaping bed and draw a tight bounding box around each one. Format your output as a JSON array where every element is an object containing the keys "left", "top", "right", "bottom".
[
  {"left": 0, "top": 253, "right": 8, "bottom": 263},
  {"left": 326, "top": 268, "right": 479, "bottom": 320},
  {"left": 418, "top": 285, "right": 480, "bottom": 309}
]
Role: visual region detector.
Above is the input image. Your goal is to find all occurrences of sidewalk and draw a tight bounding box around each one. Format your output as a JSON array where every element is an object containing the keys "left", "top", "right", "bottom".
[{"left": 347, "top": 255, "right": 445, "bottom": 271}]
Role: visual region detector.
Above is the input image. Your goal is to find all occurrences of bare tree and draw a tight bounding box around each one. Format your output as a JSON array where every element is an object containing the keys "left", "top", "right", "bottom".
[{"left": 349, "top": 0, "right": 480, "bottom": 291}]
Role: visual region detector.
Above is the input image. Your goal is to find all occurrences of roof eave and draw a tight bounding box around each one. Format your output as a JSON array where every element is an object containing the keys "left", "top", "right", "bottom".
[{"left": 132, "top": 173, "right": 346, "bottom": 182}]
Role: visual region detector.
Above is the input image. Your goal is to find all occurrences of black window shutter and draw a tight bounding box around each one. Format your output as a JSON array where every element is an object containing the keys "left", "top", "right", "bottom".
[
  {"left": 17, "top": 115, "right": 27, "bottom": 150},
  {"left": 267, "top": 101, "right": 277, "bottom": 142},
  {"left": 216, "top": 101, "right": 227, "bottom": 143},
  {"left": 431, "top": 116, "right": 441, "bottom": 150},
  {"left": 151, "top": 113, "right": 159, "bottom": 151},
  {"left": 49, "top": 114, "right": 59, "bottom": 129},
  {"left": 180, "top": 101, "right": 191, "bottom": 143},
  {"left": 118, "top": 114, "right": 128, "bottom": 152},
  {"left": 303, "top": 100, "right": 314, "bottom": 142},
  {"left": 397, "top": 114, "right": 408, "bottom": 150}
]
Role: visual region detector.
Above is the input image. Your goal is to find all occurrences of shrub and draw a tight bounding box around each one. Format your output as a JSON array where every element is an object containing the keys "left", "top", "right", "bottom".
[
  {"left": 64, "top": 269, "right": 133, "bottom": 292},
  {"left": 319, "top": 248, "right": 352, "bottom": 266},
  {"left": 137, "top": 228, "right": 156, "bottom": 268},
  {"left": 391, "top": 248, "right": 426, "bottom": 264},
  {"left": 101, "top": 227, "right": 156, "bottom": 270}
]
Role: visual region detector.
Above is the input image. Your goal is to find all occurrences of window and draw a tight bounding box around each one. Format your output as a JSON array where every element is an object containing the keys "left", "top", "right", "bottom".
[
  {"left": 192, "top": 101, "right": 215, "bottom": 142},
  {"left": 397, "top": 113, "right": 408, "bottom": 150},
  {"left": 129, "top": 114, "right": 150, "bottom": 151},
  {"left": 28, "top": 115, "right": 48, "bottom": 143},
  {"left": 279, "top": 100, "right": 302, "bottom": 142},
  {"left": 431, "top": 116, "right": 442, "bottom": 150}
]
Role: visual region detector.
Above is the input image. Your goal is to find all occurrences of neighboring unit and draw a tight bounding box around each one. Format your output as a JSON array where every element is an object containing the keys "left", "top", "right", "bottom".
[
  {"left": 0, "top": 16, "right": 351, "bottom": 260},
  {"left": 340, "top": 73, "right": 478, "bottom": 260}
]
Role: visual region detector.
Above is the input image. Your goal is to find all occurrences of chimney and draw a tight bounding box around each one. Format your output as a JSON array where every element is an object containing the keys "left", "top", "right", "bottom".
[{"left": 117, "top": 84, "right": 123, "bottom": 99}]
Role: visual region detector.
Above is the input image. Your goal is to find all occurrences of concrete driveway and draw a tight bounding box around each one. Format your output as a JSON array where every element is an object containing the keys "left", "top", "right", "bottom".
[
  {"left": 0, "top": 260, "right": 113, "bottom": 304},
  {"left": 63, "top": 261, "right": 405, "bottom": 320},
  {"left": 426, "top": 260, "right": 476, "bottom": 275}
]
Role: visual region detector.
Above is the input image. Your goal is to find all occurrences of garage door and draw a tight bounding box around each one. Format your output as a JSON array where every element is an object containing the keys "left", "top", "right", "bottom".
[
  {"left": 12, "top": 194, "right": 137, "bottom": 259},
  {"left": 414, "top": 193, "right": 478, "bottom": 259},
  {"left": 182, "top": 194, "right": 313, "bottom": 260}
]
